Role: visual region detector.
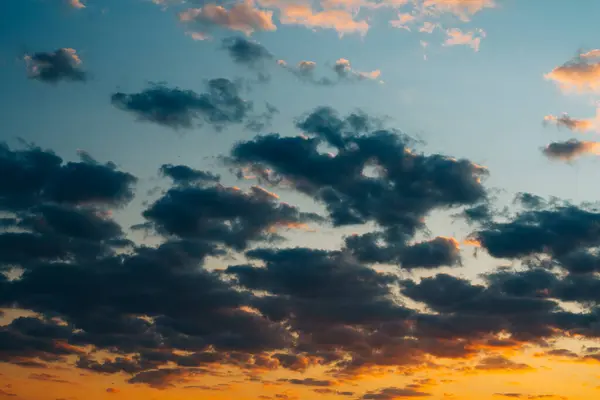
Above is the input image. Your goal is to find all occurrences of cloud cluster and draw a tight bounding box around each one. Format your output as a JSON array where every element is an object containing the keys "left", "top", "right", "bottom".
[
  {"left": 220, "top": 37, "right": 382, "bottom": 86},
  {"left": 3, "top": 107, "right": 600, "bottom": 398},
  {"left": 542, "top": 49, "right": 600, "bottom": 160}
]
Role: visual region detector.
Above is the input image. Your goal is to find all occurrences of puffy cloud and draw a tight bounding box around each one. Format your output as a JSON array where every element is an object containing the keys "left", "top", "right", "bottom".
[
  {"left": 542, "top": 139, "right": 600, "bottom": 161},
  {"left": 444, "top": 28, "right": 485, "bottom": 51},
  {"left": 112, "top": 79, "right": 273, "bottom": 131},
  {"left": 230, "top": 107, "right": 487, "bottom": 235},
  {"left": 221, "top": 37, "right": 273, "bottom": 68},
  {"left": 179, "top": 1, "right": 276, "bottom": 37},
  {"left": 24, "top": 48, "right": 87, "bottom": 84},
  {"left": 545, "top": 51, "right": 600, "bottom": 93},
  {"left": 259, "top": 0, "right": 369, "bottom": 35},
  {"left": 471, "top": 199, "right": 600, "bottom": 259}
]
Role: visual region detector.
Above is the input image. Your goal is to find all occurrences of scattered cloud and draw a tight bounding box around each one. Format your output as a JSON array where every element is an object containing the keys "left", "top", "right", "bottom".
[{"left": 24, "top": 48, "right": 87, "bottom": 84}]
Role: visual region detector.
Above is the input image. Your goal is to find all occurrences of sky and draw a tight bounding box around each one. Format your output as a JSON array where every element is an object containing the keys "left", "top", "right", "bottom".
[{"left": 3, "top": 0, "right": 600, "bottom": 399}]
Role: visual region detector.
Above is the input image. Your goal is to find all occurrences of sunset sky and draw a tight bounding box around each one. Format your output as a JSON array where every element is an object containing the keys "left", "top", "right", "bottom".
[{"left": 3, "top": 1, "right": 600, "bottom": 399}]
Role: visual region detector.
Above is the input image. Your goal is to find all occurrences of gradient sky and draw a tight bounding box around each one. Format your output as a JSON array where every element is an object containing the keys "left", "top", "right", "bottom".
[{"left": 3, "top": 1, "right": 600, "bottom": 400}]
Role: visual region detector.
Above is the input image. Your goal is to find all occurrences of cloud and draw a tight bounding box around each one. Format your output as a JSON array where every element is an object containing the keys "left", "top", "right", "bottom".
[
  {"left": 361, "top": 386, "right": 431, "bottom": 399},
  {"left": 112, "top": 79, "right": 273, "bottom": 131},
  {"left": 543, "top": 110, "right": 600, "bottom": 133},
  {"left": 29, "top": 373, "right": 72, "bottom": 384},
  {"left": 279, "top": 378, "right": 335, "bottom": 387},
  {"left": 542, "top": 139, "right": 600, "bottom": 161},
  {"left": 444, "top": 28, "right": 485, "bottom": 51},
  {"left": 470, "top": 198, "right": 600, "bottom": 259},
  {"left": 230, "top": 107, "right": 487, "bottom": 236},
  {"left": 423, "top": 0, "right": 495, "bottom": 21},
  {"left": 159, "top": 164, "right": 221, "bottom": 186},
  {"left": 545, "top": 50, "right": 600, "bottom": 92},
  {"left": 69, "top": 0, "right": 86, "bottom": 9},
  {"left": 258, "top": 0, "right": 369, "bottom": 35},
  {"left": 279, "top": 57, "right": 382, "bottom": 85},
  {"left": 140, "top": 175, "right": 323, "bottom": 250},
  {"left": 179, "top": 1, "right": 276, "bottom": 37},
  {"left": 24, "top": 48, "right": 87, "bottom": 84},
  {"left": 219, "top": 38, "right": 382, "bottom": 86},
  {"left": 7, "top": 108, "right": 600, "bottom": 394},
  {"left": 473, "top": 356, "right": 533, "bottom": 371}
]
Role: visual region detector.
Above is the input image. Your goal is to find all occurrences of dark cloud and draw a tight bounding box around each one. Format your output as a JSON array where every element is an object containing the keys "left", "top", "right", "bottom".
[
  {"left": 160, "top": 164, "right": 220, "bottom": 186},
  {"left": 28, "top": 373, "right": 72, "bottom": 384},
  {"left": 279, "top": 378, "right": 334, "bottom": 387},
  {"left": 0, "top": 144, "right": 136, "bottom": 210},
  {"left": 141, "top": 181, "right": 323, "bottom": 250},
  {"left": 473, "top": 356, "right": 533, "bottom": 371},
  {"left": 472, "top": 202, "right": 600, "bottom": 259},
  {"left": 222, "top": 37, "right": 273, "bottom": 68},
  {"left": 361, "top": 386, "right": 431, "bottom": 399},
  {"left": 231, "top": 107, "right": 487, "bottom": 265},
  {"left": 24, "top": 48, "right": 87, "bottom": 84},
  {"left": 231, "top": 108, "right": 486, "bottom": 229},
  {"left": 542, "top": 139, "right": 600, "bottom": 161},
  {"left": 112, "top": 79, "right": 269, "bottom": 131}
]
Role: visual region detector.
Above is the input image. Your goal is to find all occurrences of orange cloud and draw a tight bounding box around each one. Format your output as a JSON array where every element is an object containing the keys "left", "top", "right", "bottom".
[
  {"left": 544, "top": 111, "right": 600, "bottom": 133},
  {"left": 545, "top": 52, "right": 600, "bottom": 92},
  {"left": 69, "top": 0, "right": 86, "bottom": 8},
  {"left": 263, "top": 1, "right": 369, "bottom": 35},
  {"left": 179, "top": 1, "right": 276, "bottom": 36},
  {"left": 444, "top": 28, "right": 485, "bottom": 51}
]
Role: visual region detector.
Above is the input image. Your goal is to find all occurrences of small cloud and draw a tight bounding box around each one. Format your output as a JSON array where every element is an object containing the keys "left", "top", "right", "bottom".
[
  {"left": 24, "top": 48, "right": 87, "bottom": 84},
  {"left": 106, "top": 388, "right": 119, "bottom": 394},
  {"left": 390, "top": 13, "right": 416, "bottom": 31},
  {"left": 258, "top": 0, "right": 368, "bottom": 35},
  {"left": 543, "top": 110, "right": 600, "bottom": 133},
  {"left": 542, "top": 139, "right": 600, "bottom": 161},
  {"left": 444, "top": 28, "right": 485, "bottom": 51},
  {"left": 69, "top": 0, "right": 86, "bottom": 9}
]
